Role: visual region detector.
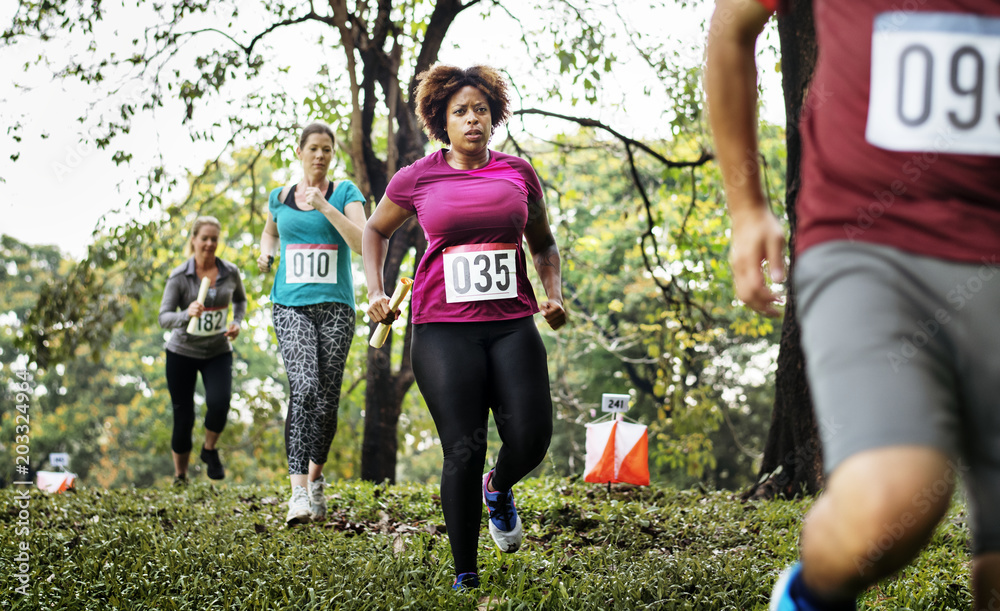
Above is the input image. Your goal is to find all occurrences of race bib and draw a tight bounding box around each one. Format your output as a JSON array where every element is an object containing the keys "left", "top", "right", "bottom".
[
  {"left": 189, "top": 306, "right": 228, "bottom": 337},
  {"left": 866, "top": 12, "right": 1000, "bottom": 156},
  {"left": 442, "top": 243, "right": 517, "bottom": 303},
  {"left": 285, "top": 244, "right": 338, "bottom": 284}
]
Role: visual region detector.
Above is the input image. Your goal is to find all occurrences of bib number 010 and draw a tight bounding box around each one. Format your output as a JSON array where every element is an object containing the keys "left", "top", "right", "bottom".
[
  {"left": 442, "top": 244, "right": 517, "bottom": 303},
  {"left": 286, "top": 244, "right": 338, "bottom": 285}
]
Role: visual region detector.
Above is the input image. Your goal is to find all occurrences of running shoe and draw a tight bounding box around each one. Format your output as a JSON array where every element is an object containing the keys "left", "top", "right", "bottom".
[
  {"left": 200, "top": 446, "right": 225, "bottom": 480},
  {"left": 769, "top": 562, "right": 856, "bottom": 611},
  {"left": 769, "top": 562, "right": 802, "bottom": 611},
  {"left": 172, "top": 474, "right": 188, "bottom": 487},
  {"left": 286, "top": 485, "right": 312, "bottom": 526},
  {"left": 308, "top": 476, "right": 327, "bottom": 521},
  {"left": 482, "top": 470, "right": 523, "bottom": 553},
  {"left": 453, "top": 572, "right": 480, "bottom": 591}
]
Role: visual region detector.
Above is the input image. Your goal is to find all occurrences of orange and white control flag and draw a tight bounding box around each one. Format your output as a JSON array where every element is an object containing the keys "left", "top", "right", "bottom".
[
  {"left": 36, "top": 471, "right": 77, "bottom": 493},
  {"left": 584, "top": 420, "right": 649, "bottom": 486}
]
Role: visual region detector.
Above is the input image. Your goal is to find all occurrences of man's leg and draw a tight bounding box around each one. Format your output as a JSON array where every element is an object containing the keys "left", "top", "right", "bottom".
[
  {"left": 788, "top": 243, "right": 967, "bottom": 606},
  {"left": 800, "top": 446, "right": 954, "bottom": 603},
  {"left": 973, "top": 554, "right": 1000, "bottom": 611}
]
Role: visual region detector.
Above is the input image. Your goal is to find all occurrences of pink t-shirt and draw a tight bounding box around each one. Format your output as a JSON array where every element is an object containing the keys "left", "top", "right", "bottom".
[{"left": 385, "top": 149, "right": 544, "bottom": 323}]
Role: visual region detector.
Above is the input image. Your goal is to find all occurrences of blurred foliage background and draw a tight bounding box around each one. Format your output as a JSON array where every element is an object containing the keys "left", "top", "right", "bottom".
[{"left": 0, "top": 121, "right": 786, "bottom": 490}]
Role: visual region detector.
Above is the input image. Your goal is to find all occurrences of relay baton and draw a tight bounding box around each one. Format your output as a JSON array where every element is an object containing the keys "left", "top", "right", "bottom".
[
  {"left": 369, "top": 278, "right": 413, "bottom": 348},
  {"left": 186, "top": 277, "right": 211, "bottom": 334}
]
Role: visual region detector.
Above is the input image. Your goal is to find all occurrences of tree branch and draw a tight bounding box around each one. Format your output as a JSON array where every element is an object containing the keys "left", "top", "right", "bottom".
[
  {"left": 513, "top": 108, "right": 713, "bottom": 168},
  {"left": 243, "top": 12, "right": 335, "bottom": 58},
  {"left": 175, "top": 11, "right": 336, "bottom": 62}
]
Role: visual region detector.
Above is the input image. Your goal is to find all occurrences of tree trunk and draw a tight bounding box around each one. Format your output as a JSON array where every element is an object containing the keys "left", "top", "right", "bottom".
[
  {"left": 355, "top": 0, "right": 474, "bottom": 483},
  {"left": 360, "top": 220, "right": 425, "bottom": 483},
  {"left": 743, "top": 0, "right": 823, "bottom": 500}
]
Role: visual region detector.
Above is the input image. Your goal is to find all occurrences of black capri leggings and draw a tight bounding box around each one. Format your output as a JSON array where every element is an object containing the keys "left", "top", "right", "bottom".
[
  {"left": 411, "top": 316, "right": 553, "bottom": 575},
  {"left": 165, "top": 350, "right": 233, "bottom": 454}
]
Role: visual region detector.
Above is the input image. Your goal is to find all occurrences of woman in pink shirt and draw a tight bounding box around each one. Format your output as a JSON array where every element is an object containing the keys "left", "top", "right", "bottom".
[{"left": 363, "top": 64, "right": 566, "bottom": 591}]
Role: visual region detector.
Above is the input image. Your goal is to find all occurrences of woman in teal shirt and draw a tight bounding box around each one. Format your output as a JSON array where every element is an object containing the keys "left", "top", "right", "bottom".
[{"left": 257, "top": 122, "right": 366, "bottom": 526}]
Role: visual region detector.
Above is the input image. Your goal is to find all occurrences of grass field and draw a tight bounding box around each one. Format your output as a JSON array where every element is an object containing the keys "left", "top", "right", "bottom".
[{"left": 0, "top": 477, "right": 973, "bottom": 610}]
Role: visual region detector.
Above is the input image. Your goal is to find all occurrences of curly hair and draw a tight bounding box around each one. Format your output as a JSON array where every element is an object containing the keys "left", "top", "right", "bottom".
[{"left": 414, "top": 64, "right": 512, "bottom": 145}]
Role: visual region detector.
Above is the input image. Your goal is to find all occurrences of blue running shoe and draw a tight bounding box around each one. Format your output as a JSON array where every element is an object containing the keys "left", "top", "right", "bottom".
[
  {"left": 769, "top": 562, "right": 857, "bottom": 611},
  {"left": 770, "top": 562, "right": 803, "bottom": 611},
  {"left": 482, "top": 470, "right": 523, "bottom": 552},
  {"left": 453, "top": 572, "right": 480, "bottom": 591}
]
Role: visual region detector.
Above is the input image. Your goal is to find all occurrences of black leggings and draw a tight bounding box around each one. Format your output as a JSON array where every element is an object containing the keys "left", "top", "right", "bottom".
[
  {"left": 165, "top": 350, "right": 233, "bottom": 454},
  {"left": 411, "top": 317, "right": 553, "bottom": 575}
]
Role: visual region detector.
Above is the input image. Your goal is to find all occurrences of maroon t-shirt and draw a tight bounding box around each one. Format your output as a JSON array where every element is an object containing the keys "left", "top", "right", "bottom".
[
  {"left": 385, "top": 149, "right": 543, "bottom": 323},
  {"left": 760, "top": 0, "right": 1000, "bottom": 262}
]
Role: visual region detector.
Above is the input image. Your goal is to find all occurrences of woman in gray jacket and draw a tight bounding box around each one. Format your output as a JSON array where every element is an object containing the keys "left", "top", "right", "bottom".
[{"left": 158, "top": 216, "right": 247, "bottom": 484}]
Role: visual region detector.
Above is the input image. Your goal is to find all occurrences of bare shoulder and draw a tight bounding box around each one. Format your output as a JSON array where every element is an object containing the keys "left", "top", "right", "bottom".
[{"left": 712, "top": 0, "right": 773, "bottom": 34}]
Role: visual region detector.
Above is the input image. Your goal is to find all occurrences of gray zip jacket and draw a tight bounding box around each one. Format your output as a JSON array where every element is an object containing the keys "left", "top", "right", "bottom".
[{"left": 158, "top": 256, "right": 248, "bottom": 359}]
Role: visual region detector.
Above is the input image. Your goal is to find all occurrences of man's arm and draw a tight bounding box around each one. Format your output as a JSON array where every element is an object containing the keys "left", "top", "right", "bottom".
[{"left": 706, "top": 0, "right": 786, "bottom": 317}]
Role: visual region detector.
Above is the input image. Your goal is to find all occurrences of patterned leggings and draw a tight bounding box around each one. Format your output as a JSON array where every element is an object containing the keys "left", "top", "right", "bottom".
[{"left": 272, "top": 301, "right": 355, "bottom": 475}]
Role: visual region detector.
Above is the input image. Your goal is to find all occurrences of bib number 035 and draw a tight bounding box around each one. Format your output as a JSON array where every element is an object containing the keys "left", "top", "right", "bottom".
[
  {"left": 866, "top": 12, "right": 1000, "bottom": 156},
  {"left": 286, "top": 244, "right": 338, "bottom": 285},
  {"left": 442, "top": 243, "right": 517, "bottom": 303}
]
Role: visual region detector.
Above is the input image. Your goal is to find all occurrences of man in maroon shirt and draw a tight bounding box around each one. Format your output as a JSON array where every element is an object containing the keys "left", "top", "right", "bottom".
[{"left": 707, "top": 0, "right": 1000, "bottom": 609}]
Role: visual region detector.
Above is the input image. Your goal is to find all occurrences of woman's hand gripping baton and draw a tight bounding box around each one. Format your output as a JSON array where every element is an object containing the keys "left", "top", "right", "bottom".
[
  {"left": 186, "top": 277, "right": 211, "bottom": 334},
  {"left": 369, "top": 278, "right": 413, "bottom": 348}
]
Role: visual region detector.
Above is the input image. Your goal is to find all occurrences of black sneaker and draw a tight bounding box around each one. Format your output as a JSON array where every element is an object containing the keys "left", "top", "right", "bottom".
[
  {"left": 172, "top": 474, "right": 188, "bottom": 487},
  {"left": 200, "top": 446, "right": 225, "bottom": 480}
]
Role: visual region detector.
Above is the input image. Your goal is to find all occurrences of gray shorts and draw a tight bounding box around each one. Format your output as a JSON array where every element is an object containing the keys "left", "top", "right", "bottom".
[{"left": 795, "top": 241, "right": 1000, "bottom": 554}]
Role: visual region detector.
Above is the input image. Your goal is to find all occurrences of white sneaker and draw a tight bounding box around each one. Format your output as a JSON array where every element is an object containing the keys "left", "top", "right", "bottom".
[
  {"left": 483, "top": 470, "right": 523, "bottom": 553},
  {"left": 286, "top": 485, "right": 311, "bottom": 526},
  {"left": 488, "top": 511, "right": 523, "bottom": 553},
  {"left": 308, "top": 476, "right": 327, "bottom": 521}
]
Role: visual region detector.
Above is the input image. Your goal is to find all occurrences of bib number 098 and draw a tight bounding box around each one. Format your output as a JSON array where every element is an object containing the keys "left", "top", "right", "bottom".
[
  {"left": 895, "top": 44, "right": 989, "bottom": 129},
  {"left": 866, "top": 12, "right": 1000, "bottom": 156},
  {"left": 443, "top": 244, "right": 517, "bottom": 303}
]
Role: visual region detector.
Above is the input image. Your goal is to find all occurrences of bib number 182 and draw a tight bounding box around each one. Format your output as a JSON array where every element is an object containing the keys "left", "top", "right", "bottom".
[{"left": 190, "top": 307, "right": 227, "bottom": 336}]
